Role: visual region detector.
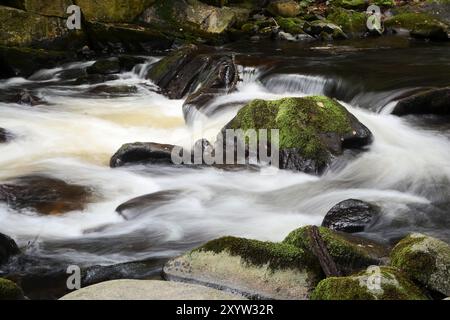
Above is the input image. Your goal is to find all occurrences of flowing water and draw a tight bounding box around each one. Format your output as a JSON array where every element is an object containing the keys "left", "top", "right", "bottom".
[{"left": 0, "top": 38, "right": 449, "bottom": 298}]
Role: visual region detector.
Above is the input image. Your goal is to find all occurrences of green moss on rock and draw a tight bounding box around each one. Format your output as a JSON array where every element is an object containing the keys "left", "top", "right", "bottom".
[
  {"left": 276, "top": 17, "right": 308, "bottom": 34},
  {"left": 0, "top": 278, "right": 24, "bottom": 300},
  {"left": 311, "top": 266, "right": 428, "bottom": 300},
  {"left": 390, "top": 233, "right": 450, "bottom": 296},
  {"left": 75, "top": 0, "right": 154, "bottom": 23},
  {"left": 384, "top": 12, "right": 448, "bottom": 40}
]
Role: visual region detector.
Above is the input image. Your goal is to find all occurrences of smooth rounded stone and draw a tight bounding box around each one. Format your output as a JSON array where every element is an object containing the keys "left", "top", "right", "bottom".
[
  {"left": 163, "top": 236, "right": 323, "bottom": 300},
  {"left": 224, "top": 97, "right": 373, "bottom": 174},
  {"left": 0, "top": 175, "right": 93, "bottom": 215},
  {"left": 117, "top": 55, "right": 148, "bottom": 71},
  {"left": 411, "top": 23, "right": 448, "bottom": 41},
  {"left": 110, "top": 142, "right": 178, "bottom": 168},
  {"left": 390, "top": 233, "right": 450, "bottom": 296},
  {"left": 116, "top": 190, "right": 180, "bottom": 220},
  {"left": 0, "top": 233, "right": 20, "bottom": 265},
  {"left": 283, "top": 226, "right": 389, "bottom": 276},
  {"left": 0, "top": 278, "right": 25, "bottom": 300},
  {"left": 306, "top": 20, "right": 348, "bottom": 40},
  {"left": 392, "top": 87, "right": 450, "bottom": 116},
  {"left": 322, "top": 199, "right": 380, "bottom": 233},
  {"left": 87, "top": 57, "right": 121, "bottom": 75},
  {"left": 73, "top": 74, "right": 120, "bottom": 85},
  {"left": 311, "top": 266, "right": 428, "bottom": 300},
  {"left": 60, "top": 279, "right": 245, "bottom": 300}
]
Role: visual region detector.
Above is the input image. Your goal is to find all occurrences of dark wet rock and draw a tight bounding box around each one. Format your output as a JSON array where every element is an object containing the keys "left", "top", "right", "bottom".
[
  {"left": 0, "top": 175, "right": 93, "bottom": 215},
  {"left": 0, "top": 278, "right": 25, "bottom": 300},
  {"left": 390, "top": 233, "right": 450, "bottom": 296},
  {"left": 140, "top": 0, "right": 250, "bottom": 43},
  {"left": 146, "top": 44, "right": 239, "bottom": 117},
  {"left": 224, "top": 96, "right": 372, "bottom": 174},
  {"left": 322, "top": 199, "right": 380, "bottom": 233},
  {"left": 110, "top": 142, "right": 178, "bottom": 168},
  {"left": 57, "top": 68, "right": 87, "bottom": 81},
  {"left": 411, "top": 23, "right": 449, "bottom": 41},
  {"left": 306, "top": 20, "right": 348, "bottom": 40},
  {"left": 14, "top": 90, "right": 45, "bottom": 106},
  {"left": 88, "top": 85, "right": 138, "bottom": 96},
  {"left": 311, "top": 266, "right": 428, "bottom": 300},
  {"left": 0, "top": 46, "right": 73, "bottom": 79},
  {"left": 0, "top": 233, "right": 20, "bottom": 265},
  {"left": 284, "top": 226, "right": 389, "bottom": 276},
  {"left": 73, "top": 74, "right": 120, "bottom": 85},
  {"left": 392, "top": 87, "right": 450, "bottom": 116},
  {"left": 86, "top": 21, "right": 173, "bottom": 54},
  {"left": 87, "top": 58, "right": 121, "bottom": 75},
  {"left": 0, "top": 128, "right": 13, "bottom": 143},
  {"left": 163, "top": 236, "right": 323, "bottom": 299},
  {"left": 116, "top": 190, "right": 180, "bottom": 220}
]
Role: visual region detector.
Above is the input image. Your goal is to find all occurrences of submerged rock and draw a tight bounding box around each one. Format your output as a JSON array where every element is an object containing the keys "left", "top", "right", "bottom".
[
  {"left": 283, "top": 226, "right": 388, "bottom": 276},
  {"left": 311, "top": 266, "right": 428, "bottom": 300},
  {"left": 224, "top": 96, "right": 372, "bottom": 174},
  {"left": 390, "top": 233, "right": 450, "bottom": 296},
  {"left": 322, "top": 199, "right": 380, "bottom": 233},
  {"left": 110, "top": 142, "right": 178, "bottom": 168},
  {"left": 0, "top": 128, "right": 13, "bottom": 143},
  {"left": 392, "top": 87, "right": 450, "bottom": 116},
  {"left": 60, "top": 279, "right": 245, "bottom": 300},
  {"left": 73, "top": 74, "right": 120, "bottom": 85},
  {"left": 163, "top": 236, "right": 323, "bottom": 299},
  {"left": 0, "top": 278, "right": 25, "bottom": 300},
  {"left": 140, "top": 0, "right": 249, "bottom": 40},
  {"left": 0, "top": 175, "right": 93, "bottom": 215},
  {"left": 0, "top": 233, "right": 20, "bottom": 265},
  {"left": 116, "top": 190, "right": 180, "bottom": 220}
]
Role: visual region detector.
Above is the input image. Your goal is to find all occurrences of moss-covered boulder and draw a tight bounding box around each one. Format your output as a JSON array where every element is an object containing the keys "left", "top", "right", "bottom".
[
  {"left": 225, "top": 96, "right": 372, "bottom": 174},
  {"left": 385, "top": 12, "right": 449, "bottom": 41},
  {"left": 163, "top": 236, "right": 323, "bottom": 299},
  {"left": 140, "top": 0, "right": 250, "bottom": 42},
  {"left": 306, "top": 20, "right": 348, "bottom": 40},
  {"left": 146, "top": 44, "right": 238, "bottom": 117},
  {"left": 283, "top": 226, "right": 388, "bottom": 275},
  {"left": 0, "top": 5, "right": 85, "bottom": 50},
  {"left": 2, "top": 0, "right": 72, "bottom": 17},
  {"left": 75, "top": 0, "right": 154, "bottom": 23},
  {"left": 0, "top": 233, "right": 20, "bottom": 265},
  {"left": 266, "top": 0, "right": 301, "bottom": 18},
  {"left": 391, "top": 233, "right": 450, "bottom": 296},
  {"left": 326, "top": 7, "right": 367, "bottom": 36},
  {"left": 0, "top": 46, "right": 73, "bottom": 78},
  {"left": 0, "top": 278, "right": 25, "bottom": 300},
  {"left": 311, "top": 266, "right": 428, "bottom": 300}
]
